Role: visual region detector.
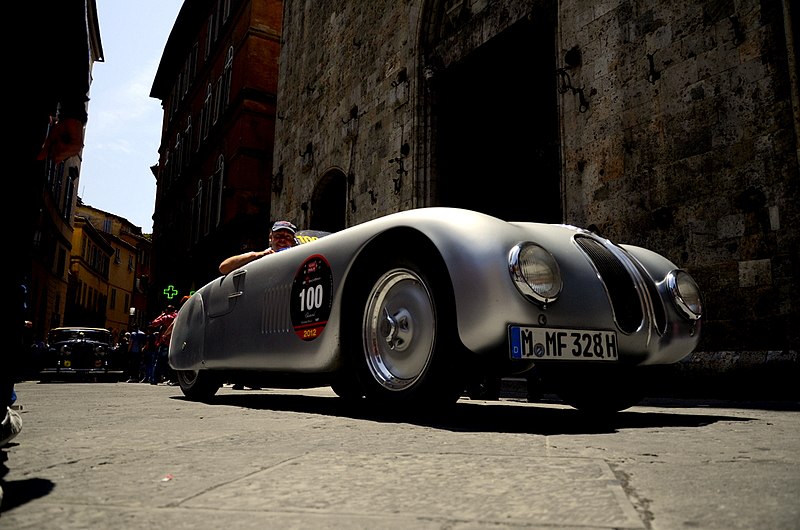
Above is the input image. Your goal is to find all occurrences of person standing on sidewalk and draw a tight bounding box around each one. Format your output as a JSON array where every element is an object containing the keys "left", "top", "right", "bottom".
[{"left": 149, "top": 306, "right": 178, "bottom": 385}]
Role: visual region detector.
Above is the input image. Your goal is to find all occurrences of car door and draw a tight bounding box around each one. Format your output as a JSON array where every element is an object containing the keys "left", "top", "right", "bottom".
[{"left": 206, "top": 270, "right": 246, "bottom": 318}]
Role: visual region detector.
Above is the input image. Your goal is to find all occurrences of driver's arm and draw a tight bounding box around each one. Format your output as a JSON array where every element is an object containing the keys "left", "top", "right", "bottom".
[{"left": 218, "top": 248, "right": 275, "bottom": 275}]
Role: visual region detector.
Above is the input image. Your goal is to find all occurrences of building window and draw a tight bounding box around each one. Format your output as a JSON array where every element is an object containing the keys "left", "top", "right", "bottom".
[
  {"left": 163, "top": 149, "right": 172, "bottom": 190},
  {"left": 205, "top": 16, "right": 213, "bottom": 58},
  {"left": 223, "top": 46, "right": 233, "bottom": 111},
  {"left": 110, "top": 288, "right": 117, "bottom": 310},
  {"left": 57, "top": 247, "right": 67, "bottom": 279},
  {"left": 205, "top": 174, "right": 213, "bottom": 236},
  {"left": 202, "top": 83, "right": 212, "bottom": 140},
  {"left": 209, "top": 155, "right": 224, "bottom": 230},
  {"left": 192, "top": 180, "right": 203, "bottom": 243},
  {"left": 182, "top": 57, "right": 189, "bottom": 97},
  {"left": 175, "top": 133, "right": 182, "bottom": 174},
  {"left": 190, "top": 43, "right": 198, "bottom": 81},
  {"left": 114, "top": 248, "right": 121, "bottom": 264},
  {"left": 52, "top": 161, "right": 65, "bottom": 200},
  {"left": 64, "top": 167, "right": 78, "bottom": 219},
  {"left": 212, "top": 76, "right": 222, "bottom": 125},
  {"left": 169, "top": 84, "right": 177, "bottom": 121},
  {"left": 185, "top": 117, "right": 193, "bottom": 156}
]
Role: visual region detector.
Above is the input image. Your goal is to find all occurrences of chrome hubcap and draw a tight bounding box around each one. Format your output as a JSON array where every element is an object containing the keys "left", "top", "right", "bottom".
[{"left": 363, "top": 269, "right": 435, "bottom": 391}]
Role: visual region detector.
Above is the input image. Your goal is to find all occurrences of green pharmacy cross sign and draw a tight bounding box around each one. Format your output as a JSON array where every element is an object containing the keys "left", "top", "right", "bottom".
[{"left": 163, "top": 285, "right": 179, "bottom": 300}]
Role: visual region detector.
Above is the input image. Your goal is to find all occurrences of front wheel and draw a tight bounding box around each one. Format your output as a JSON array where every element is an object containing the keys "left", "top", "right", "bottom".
[
  {"left": 345, "top": 258, "right": 464, "bottom": 410},
  {"left": 176, "top": 369, "right": 222, "bottom": 401}
]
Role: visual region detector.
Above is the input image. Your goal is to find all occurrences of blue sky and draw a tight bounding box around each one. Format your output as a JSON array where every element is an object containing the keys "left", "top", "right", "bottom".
[{"left": 79, "top": 0, "right": 184, "bottom": 233}]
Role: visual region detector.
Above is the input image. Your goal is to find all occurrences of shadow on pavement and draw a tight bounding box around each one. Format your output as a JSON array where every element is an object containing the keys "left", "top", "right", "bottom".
[
  {"left": 171, "top": 392, "right": 753, "bottom": 435},
  {"left": 1, "top": 447, "right": 55, "bottom": 513}
]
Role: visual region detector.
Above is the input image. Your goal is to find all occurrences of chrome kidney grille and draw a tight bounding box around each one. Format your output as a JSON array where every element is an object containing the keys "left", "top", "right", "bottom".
[{"left": 574, "top": 235, "right": 648, "bottom": 334}]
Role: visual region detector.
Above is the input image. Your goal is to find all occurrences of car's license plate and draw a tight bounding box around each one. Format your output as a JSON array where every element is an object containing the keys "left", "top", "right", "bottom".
[{"left": 509, "top": 326, "right": 618, "bottom": 361}]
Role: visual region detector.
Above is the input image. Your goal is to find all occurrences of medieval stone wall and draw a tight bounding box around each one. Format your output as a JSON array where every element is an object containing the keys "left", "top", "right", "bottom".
[
  {"left": 556, "top": 0, "right": 798, "bottom": 356},
  {"left": 272, "top": 1, "right": 422, "bottom": 227}
]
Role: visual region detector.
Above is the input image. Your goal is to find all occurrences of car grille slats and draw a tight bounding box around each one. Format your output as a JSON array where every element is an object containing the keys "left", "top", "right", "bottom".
[
  {"left": 574, "top": 236, "right": 643, "bottom": 333},
  {"left": 631, "top": 256, "right": 668, "bottom": 334}
]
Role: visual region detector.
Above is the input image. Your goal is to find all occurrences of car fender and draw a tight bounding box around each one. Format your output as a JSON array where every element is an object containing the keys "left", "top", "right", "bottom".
[{"left": 169, "top": 293, "right": 206, "bottom": 370}]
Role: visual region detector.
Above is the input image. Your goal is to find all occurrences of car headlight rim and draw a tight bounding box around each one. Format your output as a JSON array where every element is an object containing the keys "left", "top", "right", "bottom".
[
  {"left": 667, "top": 269, "right": 702, "bottom": 320},
  {"left": 509, "top": 243, "right": 562, "bottom": 305}
]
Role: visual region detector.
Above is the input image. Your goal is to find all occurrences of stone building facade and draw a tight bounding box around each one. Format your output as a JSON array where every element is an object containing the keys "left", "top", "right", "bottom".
[{"left": 270, "top": 0, "right": 799, "bottom": 374}]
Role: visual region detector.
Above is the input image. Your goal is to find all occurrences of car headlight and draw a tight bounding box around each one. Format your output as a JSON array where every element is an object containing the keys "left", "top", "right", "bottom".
[
  {"left": 667, "top": 269, "right": 702, "bottom": 320},
  {"left": 509, "top": 243, "right": 562, "bottom": 305}
]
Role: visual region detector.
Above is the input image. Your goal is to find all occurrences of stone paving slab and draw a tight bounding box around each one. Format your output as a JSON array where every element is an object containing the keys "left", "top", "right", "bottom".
[{"left": 178, "top": 452, "right": 643, "bottom": 528}]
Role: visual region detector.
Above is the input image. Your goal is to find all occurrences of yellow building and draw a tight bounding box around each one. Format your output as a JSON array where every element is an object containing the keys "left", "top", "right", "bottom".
[
  {"left": 66, "top": 216, "right": 112, "bottom": 330},
  {"left": 103, "top": 232, "right": 136, "bottom": 340},
  {"left": 74, "top": 202, "right": 151, "bottom": 340}
]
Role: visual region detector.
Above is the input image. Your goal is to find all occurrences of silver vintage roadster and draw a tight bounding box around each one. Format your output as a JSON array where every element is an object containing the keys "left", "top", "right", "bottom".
[{"left": 169, "top": 207, "right": 702, "bottom": 412}]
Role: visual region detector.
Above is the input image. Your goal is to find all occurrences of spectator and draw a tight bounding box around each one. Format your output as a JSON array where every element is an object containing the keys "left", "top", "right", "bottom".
[
  {"left": 127, "top": 326, "right": 148, "bottom": 383},
  {"left": 144, "top": 331, "right": 160, "bottom": 384},
  {"left": 149, "top": 306, "right": 178, "bottom": 385}
]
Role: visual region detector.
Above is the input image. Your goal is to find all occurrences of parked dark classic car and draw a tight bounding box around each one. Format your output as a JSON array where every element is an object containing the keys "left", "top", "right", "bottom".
[
  {"left": 169, "top": 207, "right": 703, "bottom": 413},
  {"left": 40, "top": 327, "right": 124, "bottom": 382}
]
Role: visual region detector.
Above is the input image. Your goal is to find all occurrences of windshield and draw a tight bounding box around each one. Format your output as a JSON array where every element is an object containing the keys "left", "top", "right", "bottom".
[{"left": 48, "top": 329, "right": 112, "bottom": 344}]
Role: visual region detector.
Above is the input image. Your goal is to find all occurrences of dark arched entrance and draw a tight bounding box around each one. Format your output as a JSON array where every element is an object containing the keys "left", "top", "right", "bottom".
[
  {"left": 422, "top": 7, "right": 561, "bottom": 223},
  {"left": 310, "top": 169, "right": 347, "bottom": 232}
]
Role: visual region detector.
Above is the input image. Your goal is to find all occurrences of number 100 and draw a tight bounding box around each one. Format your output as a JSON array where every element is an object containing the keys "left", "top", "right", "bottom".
[{"left": 299, "top": 285, "right": 324, "bottom": 311}]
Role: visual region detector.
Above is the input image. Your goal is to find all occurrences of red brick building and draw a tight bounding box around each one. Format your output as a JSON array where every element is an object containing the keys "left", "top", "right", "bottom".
[{"left": 150, "top": 0, "right": 283, "bottom": 307}]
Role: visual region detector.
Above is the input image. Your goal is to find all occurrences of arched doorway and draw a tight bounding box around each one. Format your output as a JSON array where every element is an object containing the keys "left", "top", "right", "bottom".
[
  {"left": 310, "top": 169, "right": 347, "bottom": 232},
  {"left": 420, "top": 5, "right": 561, "bottom": 223}
]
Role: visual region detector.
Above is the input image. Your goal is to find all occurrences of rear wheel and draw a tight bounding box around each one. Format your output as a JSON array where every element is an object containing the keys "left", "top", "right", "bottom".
[
  {"left": 176, "top": 369, "right": 222, "bottom": 401},
  {"left": 346, "top": 257, "right": 463, "bottom": 410}
]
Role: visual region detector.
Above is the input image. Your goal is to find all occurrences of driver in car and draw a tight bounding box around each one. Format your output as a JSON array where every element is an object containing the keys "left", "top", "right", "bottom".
[{"left": 218, "top": 220, "right": 298, "bottom": 275}]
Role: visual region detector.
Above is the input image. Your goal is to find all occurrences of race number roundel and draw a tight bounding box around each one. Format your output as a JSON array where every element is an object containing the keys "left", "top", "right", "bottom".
[{"left": 290, "top": 254, "right": 333, "bottom": 341}]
